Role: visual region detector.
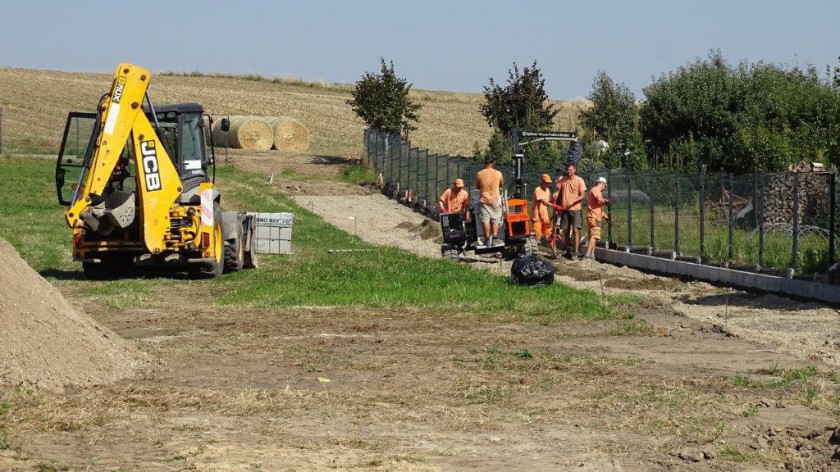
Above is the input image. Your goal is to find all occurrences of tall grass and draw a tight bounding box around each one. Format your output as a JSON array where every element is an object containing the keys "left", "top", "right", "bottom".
[{"left": 607, "top": 201, "right": 829, "bottom": 273}]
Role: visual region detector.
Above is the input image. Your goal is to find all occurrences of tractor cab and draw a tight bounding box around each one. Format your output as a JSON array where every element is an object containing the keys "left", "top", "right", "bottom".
[{"left": 55, "top": 103, "right": 225, "bottom": 208}]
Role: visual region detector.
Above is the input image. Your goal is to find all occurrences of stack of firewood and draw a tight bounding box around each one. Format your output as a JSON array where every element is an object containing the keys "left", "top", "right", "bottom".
[{"left": 762, "top": 162, "right": 830, "bottom": 226}]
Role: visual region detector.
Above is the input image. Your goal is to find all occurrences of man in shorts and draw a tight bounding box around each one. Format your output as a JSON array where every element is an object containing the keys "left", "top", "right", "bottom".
[
  {"left": 584, "top": 177, "right": 610, "bottom": 260},
  {"left": 556, "top": 163, "right": 587, "bottom": 258},
  {"left": 474, "top": 157, "right": 504, "bottom": 247}
]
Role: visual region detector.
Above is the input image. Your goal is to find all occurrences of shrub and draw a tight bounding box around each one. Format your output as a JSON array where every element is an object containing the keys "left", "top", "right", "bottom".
[{"left": 640, "top": 50, "right": 840, "bottom": 173}]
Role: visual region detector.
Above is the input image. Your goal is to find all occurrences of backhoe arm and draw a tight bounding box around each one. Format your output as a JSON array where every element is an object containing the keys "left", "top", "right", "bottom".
[{"left": 65, "top": 63, "right": 182, "bottom": 254}]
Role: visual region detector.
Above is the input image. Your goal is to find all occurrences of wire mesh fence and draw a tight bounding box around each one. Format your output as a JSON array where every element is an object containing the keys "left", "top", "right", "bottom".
[{"left": 365, "top": 128, "right": 839, "bottom": 280}]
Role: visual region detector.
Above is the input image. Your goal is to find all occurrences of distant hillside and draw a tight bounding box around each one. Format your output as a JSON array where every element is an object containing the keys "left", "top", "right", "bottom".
[{"left": 0, "top": 67, "right": 588, "bottom": 158}]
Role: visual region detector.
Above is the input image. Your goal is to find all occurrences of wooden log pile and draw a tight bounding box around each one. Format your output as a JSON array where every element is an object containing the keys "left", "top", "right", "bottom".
[{"left": 762, "top": 162, "right": 830, "bottom": 226}]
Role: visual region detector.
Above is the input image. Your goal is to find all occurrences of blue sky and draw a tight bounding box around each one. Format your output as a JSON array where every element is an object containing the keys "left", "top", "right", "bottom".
[{"left": 1, "top": 0, "right": 837, "bottom": 99}]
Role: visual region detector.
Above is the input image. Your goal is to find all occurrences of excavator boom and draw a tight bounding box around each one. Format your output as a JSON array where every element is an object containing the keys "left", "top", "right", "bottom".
[{"left": 66, "top": 63, "right": 181, "bottom": 254}]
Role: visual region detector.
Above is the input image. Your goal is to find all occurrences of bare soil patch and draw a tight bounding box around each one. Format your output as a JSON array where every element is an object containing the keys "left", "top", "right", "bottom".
[
  {"left": 232, "top": 152, "right": 376, "bottom": 196},
  {"left": 2, "top": 299, "right": 838, "bottom": 471}
]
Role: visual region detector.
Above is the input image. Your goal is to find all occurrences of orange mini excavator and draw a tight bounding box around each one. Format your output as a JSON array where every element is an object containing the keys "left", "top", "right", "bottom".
[{"left": 439, "top": 130, "right": 577, "bottom": 260}]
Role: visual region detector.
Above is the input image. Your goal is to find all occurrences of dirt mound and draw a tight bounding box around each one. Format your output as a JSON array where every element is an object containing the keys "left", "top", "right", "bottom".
[
  {"left": 409, "top": 219, "right": 443, "bottom": 243},
  {"left": 0, "top": 239, "right": 150, "bottom": 390}
]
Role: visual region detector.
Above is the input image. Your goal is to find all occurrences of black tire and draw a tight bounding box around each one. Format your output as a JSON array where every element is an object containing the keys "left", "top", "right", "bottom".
[
  {"left": 197, "top": 203, "right": 224, "bottom": 278},
  {"left": 224, "top": 230, "right": 245, "bottom": 273}
]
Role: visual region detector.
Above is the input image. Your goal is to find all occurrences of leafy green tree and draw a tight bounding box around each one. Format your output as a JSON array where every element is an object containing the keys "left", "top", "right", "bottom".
[
  {"left": 347, "top": 59, "right": 422, "bottom": 138},
  {"left": 834, "top": 56, "right": 840, "bottom": 88},
  {"left": 479, "top": 62, "right": 560, "bottom": 168},
  {"left": 579, "top": 71, "right": 645, "bottom": 169},
  {"left": 640, "top": 51, "right": 840, "bottom": 173}
]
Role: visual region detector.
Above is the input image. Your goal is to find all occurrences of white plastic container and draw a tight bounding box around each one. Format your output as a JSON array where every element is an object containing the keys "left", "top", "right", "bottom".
[{"left": 251, "top": 212, "right": 294, "bottom": 254}]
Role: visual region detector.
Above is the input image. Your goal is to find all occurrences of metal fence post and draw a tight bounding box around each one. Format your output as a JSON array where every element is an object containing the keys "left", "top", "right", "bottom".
[
  {"left": 424, "top": 150, "right": 431, "bottom": 209},
  {"left": 389, "top": 134, "right": 397, "bottom": 186},
  {"left": 364, "top": 129, "right": 370, "bottom": 165},
  {"left": 445, "top": 154, "right": 451, "bottom": 190},
  {"left": 674, "top": 174, "right": 681, "bottom": 255},
  {"left": 396, "top": 140, "right": 403, "bottom": 194},
  {"left": 758, "top": 173, "right": 765, "bottom": 268},
  {"left": 627, "top": 173, "right": 633, "bottom": 248},
  {"left": 830, "top": 168, "right": 836, "bottom": 268},
  {"left": 728, "top": 173, "right": 735, "bottom": 264},
  {"left": 403, "top": 142, "right": 411, "bottom": 196},
  {"left": 383, "top": 133, "right": 390, "bottom": 183},
  {"left": 650, "top": 173, "right": 656, "bottom": 251},
  {"left": 378, "top": 132, "right": 385, "bottom": 173},
  {"left": 792, "top": 172, "right": 800, "bottom": 273},
  {"left": 1, "top": 106, "right": 5, "bottom": 154},
  {"left": 432, "top": 154, "right": 439, "bottom": 203},
  {"left": 607, "top": 168, "right": 613, "bottom": 245},
  {"left": 699, "top": 165, "right": 707, "bottom": 262}
]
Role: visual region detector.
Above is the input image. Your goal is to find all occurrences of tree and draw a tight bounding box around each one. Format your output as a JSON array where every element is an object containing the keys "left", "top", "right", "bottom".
[
  {"left": 639, "top": 51, "right": 840, "bottom": 173},
  {"left": 478, "top": 61, "right": 560, "bottom": 168},
  {"left": 579, "top": 71, "right": 645, "bottom": 169},
  {"left": 347, "top": 59, "right": 422, "bottom": 138}
]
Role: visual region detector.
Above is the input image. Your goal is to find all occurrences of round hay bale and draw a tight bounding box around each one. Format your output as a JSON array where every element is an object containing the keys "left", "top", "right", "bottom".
[
  {"left": 211, "top": 116, "right": 273, "bottom": 151},
  {"left": 265, "top": 116, "right": 310, "bottom": 152}
]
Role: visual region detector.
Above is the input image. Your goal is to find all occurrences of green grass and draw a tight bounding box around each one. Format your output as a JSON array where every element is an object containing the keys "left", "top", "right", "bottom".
[
  {"left": 0, "top": 158, "right": 620, "bottom": 321},
  {"left": 734, "top": 364, "right": 840, "bottom": 409},
  {"left": 608, "top": 201, "right": 829, "bottom": 274},
  {"left": 2, "top": 133, "right": 55, "bottom": 155},
  {"left": 611, "top": 321, "right": 654, "bottom": 336},
  {"left": 338, "top": 163, "right": 378, "bottom": 186},
  {"left": 217, "top": 165, "right": 617, "bottom": 320},
  {"left": 0, "top": 157, "right": 75, "bottom": 272}
]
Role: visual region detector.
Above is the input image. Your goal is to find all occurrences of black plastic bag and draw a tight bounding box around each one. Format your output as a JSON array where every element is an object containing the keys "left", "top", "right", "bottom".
[{"left": 510, "top": 254, "right": 556, "bottom": 286}]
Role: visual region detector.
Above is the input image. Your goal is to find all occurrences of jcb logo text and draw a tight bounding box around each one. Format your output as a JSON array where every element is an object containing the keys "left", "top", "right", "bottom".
[{"left": 141, "top": 140, "right": 162, "bottom": 191}]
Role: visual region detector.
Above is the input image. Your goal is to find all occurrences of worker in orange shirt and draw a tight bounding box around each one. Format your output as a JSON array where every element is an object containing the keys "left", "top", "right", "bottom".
[
  {"left": 474, "top": 157, "right": 504, "bottom": 247},
  {"left": 584, "top": 177, "right": 610, "bottom": 260},
  {"left": 556, "top": 163, "right": 587, "bottom": 258},
  {"left": 532, "top": 174, "right": 554, "bottom": 247},
  {"left": 439, "top": 178, "right": 470, "bottom": 221}
]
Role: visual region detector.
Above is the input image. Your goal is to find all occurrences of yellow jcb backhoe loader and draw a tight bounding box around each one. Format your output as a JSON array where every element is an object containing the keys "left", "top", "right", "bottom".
[{"left": 55, "top": 63, "right": 257, "bottom": 279}]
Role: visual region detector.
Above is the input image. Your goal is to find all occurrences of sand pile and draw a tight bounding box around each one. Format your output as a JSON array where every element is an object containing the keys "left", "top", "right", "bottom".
[{"left": 0, "top": 238, "right": 150, "bottom": 389}]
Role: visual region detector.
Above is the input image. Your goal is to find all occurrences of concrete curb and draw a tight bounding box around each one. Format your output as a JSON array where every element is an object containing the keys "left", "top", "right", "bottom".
[{"left": 595, "top": 247, "right": 840, "bottom": 305}]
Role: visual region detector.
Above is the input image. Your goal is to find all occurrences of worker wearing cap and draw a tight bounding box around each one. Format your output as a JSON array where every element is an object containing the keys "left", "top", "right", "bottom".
[
  {"left": 475, "top": 157, "right": 504, "bottom": 247},
  {"left": 439, "top": 178, "right": 470, "bottom": 221},
  {"left": 584, "top": 177, "right": 610, "bottom": 260},
  {"left": 555, "top": 163, "right": 587, "bottom": 258},
  {"left": 532, "top": 174, "right": 554, "bottom": 246}
]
